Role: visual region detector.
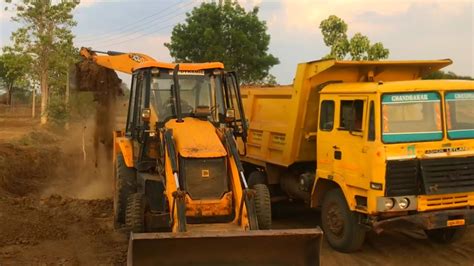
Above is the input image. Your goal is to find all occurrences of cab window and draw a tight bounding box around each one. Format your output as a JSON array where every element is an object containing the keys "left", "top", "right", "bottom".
[
  {"left": 319, "top": 100, "right": 335, "bottom": 131},
  {"left": 126, "top": 74, "right": 138, "bottom": 133},
  {"left": 368, "top": 101, "right": 375, "bottom": 141},
  {"left": 339, "top": 100, "right": 364, "bottom": 132}
]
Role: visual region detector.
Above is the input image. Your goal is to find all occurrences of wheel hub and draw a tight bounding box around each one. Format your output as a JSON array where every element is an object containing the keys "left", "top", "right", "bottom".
[{"left": 326, "top": 202, "right": 344, "bottom": 237}]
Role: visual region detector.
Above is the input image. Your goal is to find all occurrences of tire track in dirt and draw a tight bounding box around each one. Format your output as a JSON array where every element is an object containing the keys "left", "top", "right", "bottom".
[{"left": 272, "top": 201, "right": 474, "bottom": 265}]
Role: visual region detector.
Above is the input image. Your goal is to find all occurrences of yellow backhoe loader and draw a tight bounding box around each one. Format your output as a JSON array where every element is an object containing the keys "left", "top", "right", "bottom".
[{"left": 78, "top": 47, "right": 322, "bottom": 265}]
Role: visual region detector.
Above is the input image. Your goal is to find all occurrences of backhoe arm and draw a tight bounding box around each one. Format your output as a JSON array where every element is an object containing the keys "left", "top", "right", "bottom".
[{"left": 80, "top": 47, "right": 157, "bottom": 74}]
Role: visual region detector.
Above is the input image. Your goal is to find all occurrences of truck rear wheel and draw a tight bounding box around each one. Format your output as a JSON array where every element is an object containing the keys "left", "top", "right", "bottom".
[
  {"left": 126, "top": 193, "right": 146, "bottom": 233},
  {"left": 114, "top": 154, "right": 137, "bottom": 228},
  {"left": 321, "top": 188, "right": 366, "bottom": 252},
  {"left": 254, "top": 184, "right": 272, "bottom": 230},
  {"left": 425, "top": 227, "right": 466, "bottom": 244},
  {"left": 248, "top": 171, "right": 266, "bottom": 188}
]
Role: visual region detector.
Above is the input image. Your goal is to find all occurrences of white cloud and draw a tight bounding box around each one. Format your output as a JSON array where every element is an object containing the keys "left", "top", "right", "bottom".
[
  {"left": 277, "top": 0, "right": 472, "bottom": 33},
  {"left": 0, "top": 3, "right": 14, "bottom": 22},
  {"left": 237, "top": 0, "right": 262, "bottom": 10}
]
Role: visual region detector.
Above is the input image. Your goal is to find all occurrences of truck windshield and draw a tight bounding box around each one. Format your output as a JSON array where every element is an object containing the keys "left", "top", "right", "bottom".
[
  {"left": 149, "top": 69, "right": 225, "bottom": 122},
  {"left": 381, "top": 92, "right": 442, "bottom": 143},
  {"left": 446, "top": 91, "right": 474, "bottom": 139}
]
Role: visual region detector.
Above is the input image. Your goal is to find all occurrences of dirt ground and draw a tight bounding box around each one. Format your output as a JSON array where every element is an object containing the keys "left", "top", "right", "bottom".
[
  {"left": 0, "top": 117, "right": 473, "bottom": 265},
  {"left": 0, "top": 117, "right": 128, "bottom": 265}
]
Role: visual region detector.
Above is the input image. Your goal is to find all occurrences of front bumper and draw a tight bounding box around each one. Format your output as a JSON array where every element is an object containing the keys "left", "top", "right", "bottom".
[{"left": 372, "top": 208, "right": 474, "bottom": 233}]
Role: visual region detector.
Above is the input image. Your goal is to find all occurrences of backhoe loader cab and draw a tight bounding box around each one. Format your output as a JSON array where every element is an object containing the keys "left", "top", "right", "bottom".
[{"left": 116, "top": 61, "right": 255, "bottom": 232}]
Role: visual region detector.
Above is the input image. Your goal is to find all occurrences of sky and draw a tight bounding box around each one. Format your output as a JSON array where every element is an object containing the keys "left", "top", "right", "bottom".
[{"left": 0, "top": 0, "right": 473, "bottom": 85}]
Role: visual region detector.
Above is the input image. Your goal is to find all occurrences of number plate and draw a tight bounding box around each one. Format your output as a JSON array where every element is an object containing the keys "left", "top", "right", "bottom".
[{"left": 447, "top": 219, "right": 465, "bottom": 227}]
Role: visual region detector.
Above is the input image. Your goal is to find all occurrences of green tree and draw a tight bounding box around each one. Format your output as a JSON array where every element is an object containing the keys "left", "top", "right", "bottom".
[
  {"left": 349, "top": 33, "right": 370, "bottom": 60},
  {"left": 320, "top": 15, "right": 349, "bottom": 60},
  {"left": 165, "top": 0, "right": 279, "bottom": 84},
  {"left": 319, "top": 15, "right": 389, "bottom": 61},
  {"left": 5, "top": 0, "right": 78, "bottom": 124},
  {"left": 0, "top": 51, "right": 31, "bottom": 105},
  {"left": 367, "top": 42, "right": 389, "bottom": 60},
  {"left": 423, "top": 70, "right": 473, "bottom": 80}
]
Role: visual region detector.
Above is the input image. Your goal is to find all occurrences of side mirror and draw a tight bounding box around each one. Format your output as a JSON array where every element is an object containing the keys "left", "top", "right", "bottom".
[
  {"left": 141, "top": 108, "right": 151, "bottom": 122},
  {"left": 225, "top": 109, "right": 235, "bottom": 122}
]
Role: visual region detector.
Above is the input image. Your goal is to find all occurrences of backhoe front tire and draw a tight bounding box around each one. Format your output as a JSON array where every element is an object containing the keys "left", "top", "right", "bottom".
[
  {"left": 114, "top": 154, "right": 137, "bottom": 228},
  {"left": 126, "top": 193, "right": 145, "bottom": 233},
  {"left": 254, "top": 184, "right": 272, "bottom": 230},
  {"left": 425, "top": 227, "right": 466, "bottom": 244},
  {"left": 321, "top": 188, "right": 366, "bottom": 253}
]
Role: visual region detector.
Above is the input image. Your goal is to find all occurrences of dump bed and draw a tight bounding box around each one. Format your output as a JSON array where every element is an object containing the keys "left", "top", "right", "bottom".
[{"left": 241, "top": 59, "right": 452, "bottom": 167}]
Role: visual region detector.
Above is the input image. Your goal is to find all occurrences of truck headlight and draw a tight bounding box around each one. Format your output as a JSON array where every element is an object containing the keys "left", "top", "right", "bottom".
[
  {"left": 384, "top": 198, "right": 395, "bottom": 210},
  {"left": 398, "top": 198, "right": 410, "bottom": 209}
]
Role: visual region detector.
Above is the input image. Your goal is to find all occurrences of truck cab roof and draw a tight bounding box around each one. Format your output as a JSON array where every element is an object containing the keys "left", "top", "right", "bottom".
[{"left": 320, "top": 79, "right": 474, "bottom": 94}]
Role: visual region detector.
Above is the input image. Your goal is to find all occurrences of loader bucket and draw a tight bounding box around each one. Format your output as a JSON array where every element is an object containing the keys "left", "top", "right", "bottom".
[{"left": 127, "top": 228, "right": 323, "bottom": 266}]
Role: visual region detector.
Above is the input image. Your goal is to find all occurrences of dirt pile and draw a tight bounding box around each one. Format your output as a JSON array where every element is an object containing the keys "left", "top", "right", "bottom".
[
  {"left": 0, "top": 194, "right": 127, "bottom": 265},
  {"left": 0, "top": 131, "right": 59, "bottom": 196},
  {"left": 0, "top": 129, "right": 127, "bottom": 265}
]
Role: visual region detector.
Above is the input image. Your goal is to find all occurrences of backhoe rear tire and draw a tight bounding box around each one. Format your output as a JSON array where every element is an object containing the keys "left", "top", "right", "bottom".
[
  {"left": 425, "top": 227, "right": 466, "bottom": 244},
  {"left": 254, "top": 184, "right": 272, "bottom": 230},
  {"left": 126, "top": 193, "right": 145, "bottom": 233},
  {"left": 114, "top": 154, "right": 137, "bottom": 228},
  {"left": 321, "top": 188, "right": 366, "bottom": 253}
]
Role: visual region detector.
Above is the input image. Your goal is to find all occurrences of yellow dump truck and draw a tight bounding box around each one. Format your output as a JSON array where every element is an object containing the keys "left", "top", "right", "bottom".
[{"left": 239, "top": 59, "right": 474, "bottom": 252}]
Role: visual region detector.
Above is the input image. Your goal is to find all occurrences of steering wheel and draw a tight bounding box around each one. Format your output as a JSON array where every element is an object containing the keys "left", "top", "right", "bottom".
[{"left": 164, "top": 98, "right": 194, "bottom": 114}]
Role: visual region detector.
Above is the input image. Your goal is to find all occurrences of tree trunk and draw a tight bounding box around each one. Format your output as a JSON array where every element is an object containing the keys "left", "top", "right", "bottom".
[
  {"left": 65, "top": 69, "right": 70, "bottom": 129},
  {"left": 40, "top": 70, "right": 48, "bottom": 125},
  {"left": 32, "top": 87, "right": 36, "bottom": 118},
  {"left": 7, "top": 83, "right": 13, "bottom": 106}
]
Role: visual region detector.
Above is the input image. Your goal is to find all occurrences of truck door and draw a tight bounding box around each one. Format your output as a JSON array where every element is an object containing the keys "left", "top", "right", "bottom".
[
  {"left": 316, "top": 98, "right": 336, "bottom": 179},
  {"left": 131, "top": 70, "right": 150, "bottom": 164},
  {"left": 330, "top": 96, "right": 368, "bottom": 189}
]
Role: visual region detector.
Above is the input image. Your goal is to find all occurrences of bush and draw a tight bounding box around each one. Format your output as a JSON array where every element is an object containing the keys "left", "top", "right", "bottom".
[{"left": 46, "top": 95, "right": 69, "bottom": 127}]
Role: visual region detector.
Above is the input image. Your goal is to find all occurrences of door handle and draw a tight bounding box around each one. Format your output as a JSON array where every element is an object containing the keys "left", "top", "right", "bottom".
[{"left": 333, "top": 145, "right": 339, "bottom": 150}]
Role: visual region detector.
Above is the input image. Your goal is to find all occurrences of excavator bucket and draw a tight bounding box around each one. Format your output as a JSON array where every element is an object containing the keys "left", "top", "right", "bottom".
[{"left": 127, "top": 228, "right": 323, "bottom": 266}]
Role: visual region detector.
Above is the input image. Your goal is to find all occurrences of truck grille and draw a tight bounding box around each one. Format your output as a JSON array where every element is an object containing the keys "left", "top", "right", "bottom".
[
  {"left": 180, "top": 157, "right": 228, "bottom": 200},
  {"left": 420, "top": 156, "right": 474, "bottom": 195},
  {"left": 418, "top": 193, "right": 472, "bottom": 211},
  {"left": 385, "top": 160, "right": 420, "bottom": 197},
  {"left": 385, "top": 156, "right": 474, "bottom": 196}
]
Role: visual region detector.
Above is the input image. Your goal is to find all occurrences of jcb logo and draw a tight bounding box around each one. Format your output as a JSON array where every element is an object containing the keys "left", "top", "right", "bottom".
[
  {"left": 129, "top": 54, "right": 145, "bottom": 63},
  {"left": 201, "top": 169, "right": 210, "bottom": 178}
]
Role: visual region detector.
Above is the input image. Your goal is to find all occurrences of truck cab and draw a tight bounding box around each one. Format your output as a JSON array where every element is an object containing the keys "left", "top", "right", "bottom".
[{"left": 316, "top": 80, "right": 474, "bottom": 239}]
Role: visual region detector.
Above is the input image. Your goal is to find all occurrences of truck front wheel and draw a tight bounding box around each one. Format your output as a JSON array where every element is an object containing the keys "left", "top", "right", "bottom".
[
  {"left": 425, "top": 227, "right": 466, "bottom": 244},
  {"left": 321, "top": 188, "right": 366, "bottom": 252}
]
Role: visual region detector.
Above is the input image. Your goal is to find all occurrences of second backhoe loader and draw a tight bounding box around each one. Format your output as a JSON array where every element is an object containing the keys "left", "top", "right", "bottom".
[{"left": 78, "top": 48, "right": 322, "bottom": 265}]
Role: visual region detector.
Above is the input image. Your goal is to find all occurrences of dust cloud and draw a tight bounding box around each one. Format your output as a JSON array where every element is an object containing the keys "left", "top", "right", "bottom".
[{"left": 40, "top": 59, "right": 125, "bottom": 200}]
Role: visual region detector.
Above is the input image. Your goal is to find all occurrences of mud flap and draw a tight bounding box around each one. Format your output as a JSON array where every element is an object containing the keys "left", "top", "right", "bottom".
[{"left": 127, "top": 228, "right": 323, "bottom": 266}]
